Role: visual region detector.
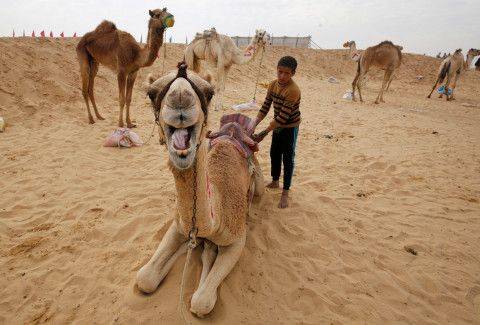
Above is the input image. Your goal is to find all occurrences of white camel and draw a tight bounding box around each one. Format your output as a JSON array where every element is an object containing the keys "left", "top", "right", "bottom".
[{"left": 185, "top": 28, "right": 269, "bottom": 110}]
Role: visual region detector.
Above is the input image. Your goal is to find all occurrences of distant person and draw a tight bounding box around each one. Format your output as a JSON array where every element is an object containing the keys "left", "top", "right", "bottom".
[
  {"left": 476, "top": 57, "right": 480, "bottom": 71},
  {"left": 249, "top": 56, "right": 301, "bottom": 208}
]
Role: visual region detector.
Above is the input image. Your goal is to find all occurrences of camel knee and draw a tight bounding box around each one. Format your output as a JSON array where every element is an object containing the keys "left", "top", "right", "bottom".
[
  {"left": 136, "top": 263, "right": 159, "bottom": 293},
  {"left": 190, "top": 287, "right": 217, "bottom": 318}
]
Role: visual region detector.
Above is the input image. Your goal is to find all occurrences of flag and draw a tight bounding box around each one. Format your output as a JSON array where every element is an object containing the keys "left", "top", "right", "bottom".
[
  {"left": 49, "top": 31, "right": 53, "bottom": 37},
  {"left": 73, "top": 32, "right": 77, "bottom": 37},
  {"left": 60, "top": 32, "right": 64, "bottom": 37},
  {"left": 40, "top": 30, "right": 45, "bottom": 37},
  {"left": 32, "top": 30, "right": 35, "bottom": 37},
  {"left": 12, "top": 30, "right": 15, "bottom": 37},
  {"left": 23, "top": 30, "right": 25, "bottom": 37}
]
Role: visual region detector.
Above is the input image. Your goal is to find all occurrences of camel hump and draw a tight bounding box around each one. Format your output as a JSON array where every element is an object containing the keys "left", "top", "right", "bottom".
[{"left": 94, "top": 20, "right": 117, "bottom": 34}]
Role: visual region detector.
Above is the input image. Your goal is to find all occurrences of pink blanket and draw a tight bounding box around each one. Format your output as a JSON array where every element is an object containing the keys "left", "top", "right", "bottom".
[{"left": 104, "top": 128, "right": 143, "bottom": 148}]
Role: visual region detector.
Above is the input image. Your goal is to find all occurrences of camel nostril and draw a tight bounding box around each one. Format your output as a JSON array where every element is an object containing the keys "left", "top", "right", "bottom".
[{"left": 179, "top": 113, "right": 185, "bottom": 121}]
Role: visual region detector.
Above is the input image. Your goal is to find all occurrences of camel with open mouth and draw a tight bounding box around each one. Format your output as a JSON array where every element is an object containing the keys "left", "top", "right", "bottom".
[{"left": 136, "top": 63, "right": 264, "bottom": 317}]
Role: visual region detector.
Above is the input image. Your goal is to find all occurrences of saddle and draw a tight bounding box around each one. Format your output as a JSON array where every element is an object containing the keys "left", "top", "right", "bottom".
[
  {"left": 207, "top": 114, "right": 258, "bottom": 159},
  {"left": 194, "top": 27, "right": 218, "bottom": 41}
]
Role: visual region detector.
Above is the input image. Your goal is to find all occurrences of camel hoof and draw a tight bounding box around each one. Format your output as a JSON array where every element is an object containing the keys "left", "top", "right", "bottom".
[
  {"left": 96, "top": 115, "right": 105, "bottom": 120},
  {"left": 136, "top": 264, "right": 160, "bottom": 294},
  {"left": 427, "top": 95, "right": 431, "bottom": 99},
  {"left": 190, "top": 289, "right": 217, "bottom": 318},
  {"left": 89, "top": 117, "right": 95, "bottom": 124},
  {"left": 374, "top": 101, "right": 380, "bottom": 105},
  {"left": 118, "top": 122, "right": 125, "bottom": 128},
  {"left": 127, "top": 123, "right": 137, "bottom": 129}
]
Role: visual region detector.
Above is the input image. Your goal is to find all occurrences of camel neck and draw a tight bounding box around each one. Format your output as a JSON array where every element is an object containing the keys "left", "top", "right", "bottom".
[
  {"left": 233, "top": 43, "right": 262, "bottom": 65},
  {"left": 142, "top": 27, "right": 164, "bottom": 67},
  {"left": 170, "top": 141, "right": 215, "bottom": 237}
]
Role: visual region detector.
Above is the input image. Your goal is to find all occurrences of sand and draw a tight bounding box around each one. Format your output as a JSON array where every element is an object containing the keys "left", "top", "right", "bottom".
[{"left": 0, "top": 37, "right": 479, "bottom": 324}]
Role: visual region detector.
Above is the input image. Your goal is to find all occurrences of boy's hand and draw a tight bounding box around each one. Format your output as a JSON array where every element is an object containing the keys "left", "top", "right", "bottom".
[{"left": 252, "top": 129, "right": 269, "bottom": 143}]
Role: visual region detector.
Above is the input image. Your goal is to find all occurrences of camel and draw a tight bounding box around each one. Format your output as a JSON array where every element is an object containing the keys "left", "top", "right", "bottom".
[
  {"left": 136, "top": 63, "right": 265, "bottom": 318},
  {"left": 350, "top": 40, "right": 403, "bottom": 104},
  {"left": 427, "top": 49, "right": 479, "bottom": 100},
  {"left": 76, "top": 8, "right": 174, "bottom": 127},
  {"left": 184, "top": 28, "right": 269, "bottom": 110}
]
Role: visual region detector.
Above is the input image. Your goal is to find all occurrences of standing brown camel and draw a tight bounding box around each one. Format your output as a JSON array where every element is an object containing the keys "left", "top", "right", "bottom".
[
  {"left": 351, "top": 41, "right": 403, "bottom": 104},
  {"left": 76, "top": 8, "right": 174, "bottom": 127}
]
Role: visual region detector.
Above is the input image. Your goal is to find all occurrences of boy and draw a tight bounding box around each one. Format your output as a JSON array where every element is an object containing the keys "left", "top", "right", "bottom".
[{"left": 250, "top": 56, "right": 301, "bottom": 208}]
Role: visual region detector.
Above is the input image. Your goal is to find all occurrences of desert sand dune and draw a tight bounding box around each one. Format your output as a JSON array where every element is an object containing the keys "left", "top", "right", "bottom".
[{"left": 0, "top": 37, "right": 479, "bottom": 324}]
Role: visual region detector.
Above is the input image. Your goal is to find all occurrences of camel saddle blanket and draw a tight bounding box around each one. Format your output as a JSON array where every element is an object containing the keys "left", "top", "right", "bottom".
[{"left": 207, "top": 114, "right": 258, "bottom": 159}]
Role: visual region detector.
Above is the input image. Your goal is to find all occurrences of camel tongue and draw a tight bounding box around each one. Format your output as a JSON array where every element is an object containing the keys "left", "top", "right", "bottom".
[{"left": 172, "top": 128, "right": 190, "bottom": 150}]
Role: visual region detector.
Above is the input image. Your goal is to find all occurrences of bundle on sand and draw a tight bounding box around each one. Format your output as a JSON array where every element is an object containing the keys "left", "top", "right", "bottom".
[{"left": 104, "top": 128, "right": 143, "bottom": 148}]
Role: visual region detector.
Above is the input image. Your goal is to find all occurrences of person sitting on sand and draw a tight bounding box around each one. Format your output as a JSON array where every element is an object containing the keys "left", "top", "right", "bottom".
[{"left": 249, "top": 56, "right": 301, "bottom": 208}]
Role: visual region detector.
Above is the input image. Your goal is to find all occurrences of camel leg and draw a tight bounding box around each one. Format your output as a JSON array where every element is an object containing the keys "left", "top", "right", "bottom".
[
  {"left": 117, "top": 71, "right": 127, "bottom": 127},
  {"left": 199, "top": 240, "right": 218, "bottom": 287},
  {"left": 427, "top": 77, "right": 440, "bottom": 98},
  {"left": 190, "top": 230, "right": 246, "bottom": 317},
  {"left": 136, "top": 222, "right": 187, "bottom": 293},
  {"left": 385, "top": 71, "right": 395, "bottom": 92},
  {"left": 88, "top": 61, "right": 104, "bottom": 120},
  {"left": 357, "top": 74, "right": 365, "bottom": 103},
  {"left": 447, "top": 72, "right": 460, "bottom": 101},
  {"left": 375, "top": 69, "right": 392, "bottom": 104},
  {"left": 79, "top": 58, "right": 95, "bottom": 124},
  {"left": 125, "top": 71, "right": 138, "bottom": 128},
  {"left": 444, "top": 73, "right": 452, "bottom": 101},
  {"left": 351, "top": 71, "right": 359, "bottom": 102}
]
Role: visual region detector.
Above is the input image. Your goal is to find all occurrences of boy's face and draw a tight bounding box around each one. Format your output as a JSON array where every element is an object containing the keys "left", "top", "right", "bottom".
[{"left": 277, "top": 65, "right": 295, "bottom": 84}]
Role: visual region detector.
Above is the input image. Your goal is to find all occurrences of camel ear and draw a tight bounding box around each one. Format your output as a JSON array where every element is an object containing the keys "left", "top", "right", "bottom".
[
  {"left": 204, "top": 86, "right": 215, "bottom": 103},
  {"left": 147, "top": 88, "right": 158, "bottom": 102},
  {"left": 162, "top": 7, "right": 167, "bottom": 12},
  {"left": 149, "top": 10, "right": 154, "bottom": 17}
]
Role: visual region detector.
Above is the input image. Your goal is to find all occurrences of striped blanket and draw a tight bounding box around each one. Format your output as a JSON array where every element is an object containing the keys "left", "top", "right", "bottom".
[{"left": 207, "top": 114, "right": 258, "bottom": 158}]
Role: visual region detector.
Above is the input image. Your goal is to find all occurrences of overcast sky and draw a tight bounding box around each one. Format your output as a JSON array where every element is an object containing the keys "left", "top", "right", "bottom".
[{"left": 1, "top": 0, "right": 478, "bottom": 55}]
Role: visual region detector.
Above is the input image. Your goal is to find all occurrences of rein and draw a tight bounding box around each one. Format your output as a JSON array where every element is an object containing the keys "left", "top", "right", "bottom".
[{"left": 150, "top": 62, "right": 211, "bottom": 324}]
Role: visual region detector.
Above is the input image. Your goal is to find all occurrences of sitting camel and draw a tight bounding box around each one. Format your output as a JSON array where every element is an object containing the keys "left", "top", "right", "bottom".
[
  {"left": 427, "top": 49, "right": 479, "bottom": 100},
  {"left": 76, "top": 8, "right": 174, "bottom": 127},
  {"left": 136, "top": 63, "right": 265, "bottom": 317},
  {"left": 350, "top": 40, "right": 403, "bottom": 103},
  {"left": 184, "top": 28, "right": 269, "bottom": 110}
]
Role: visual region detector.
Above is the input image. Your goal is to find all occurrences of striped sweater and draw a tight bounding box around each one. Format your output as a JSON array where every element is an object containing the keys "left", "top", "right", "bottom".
[{"left": 257, "top": 79, "right": 301, "bottom": 128}]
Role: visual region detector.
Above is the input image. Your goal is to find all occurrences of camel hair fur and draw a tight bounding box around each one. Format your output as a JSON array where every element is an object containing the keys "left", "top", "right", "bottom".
[
  {"left": 427, "top": 48, "right": 479, "bottom": 100},
  {"left": 184, "top": 28, "right": 269, "bottom": 111},
  {"left": 136, "top": 64, "right": 265, "bottom": 317},
  {"left": 349, "top": 40, "right": 403, "bottom": 103},
  {"left": 76, "top": 8, "right": 173, "bottom": 127}
]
